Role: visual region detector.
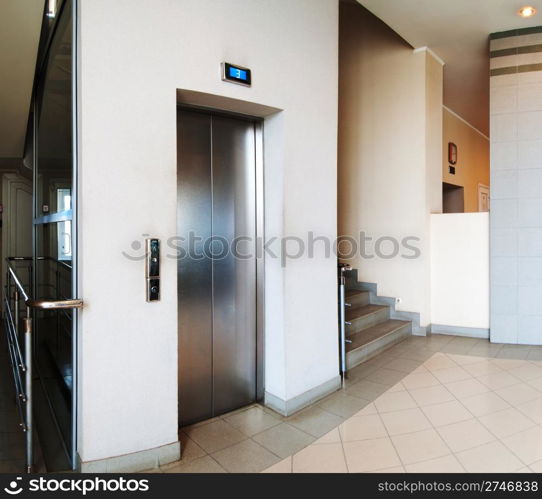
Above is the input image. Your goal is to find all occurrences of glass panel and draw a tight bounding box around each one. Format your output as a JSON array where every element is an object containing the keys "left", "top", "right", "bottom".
[
  {"left": 36, "top": 0, "right": 72, "bottom": 216},
  {"left": 34, "top": 224, "right": 74, "bottom": 470},
  {"left": 33, "top": 0, "right": 75, "bottom": 471}
]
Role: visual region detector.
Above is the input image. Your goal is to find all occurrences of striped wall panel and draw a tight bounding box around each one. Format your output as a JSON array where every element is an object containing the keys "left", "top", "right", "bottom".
[{"left": 490, "top": 27, "right": 542, "bottom": 76}]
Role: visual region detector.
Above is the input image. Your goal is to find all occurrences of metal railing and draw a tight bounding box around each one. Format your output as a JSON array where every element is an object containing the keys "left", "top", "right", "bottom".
[
  {"left": 338, "top": 263, "right": 352, "bottom": 385},
  {"left": 3, "top": 257, "right": 83, "bottom": 473}
]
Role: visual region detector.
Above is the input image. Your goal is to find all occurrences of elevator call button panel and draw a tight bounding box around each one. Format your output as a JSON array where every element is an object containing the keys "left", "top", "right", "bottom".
[{"left": 146, "top": 238, "right": 160, "bottom": 302}]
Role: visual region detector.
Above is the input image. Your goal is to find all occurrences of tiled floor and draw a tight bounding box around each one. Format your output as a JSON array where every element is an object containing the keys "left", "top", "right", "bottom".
[
  {"left": 143, "top": 335, "right": 542, "bottom": 473},
  {"left": 2, "top": 332, "right": 539, "bottom": 473}
]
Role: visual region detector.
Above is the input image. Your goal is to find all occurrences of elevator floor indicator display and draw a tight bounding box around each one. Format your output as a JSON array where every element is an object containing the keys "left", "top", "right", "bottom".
[{"left": 222, "top": 62, "right": 252, "bottom": 86}]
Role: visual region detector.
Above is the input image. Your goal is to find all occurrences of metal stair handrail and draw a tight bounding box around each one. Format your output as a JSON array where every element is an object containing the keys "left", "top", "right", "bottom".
[
  {"left": 3, "top": 257, "right": 83, "bottom": 473},
  {"left": 338, "top": 263, "right": 353, "bottom": 385}
]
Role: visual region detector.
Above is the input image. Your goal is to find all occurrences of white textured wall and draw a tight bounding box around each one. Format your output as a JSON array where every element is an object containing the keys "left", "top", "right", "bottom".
[
  {"left": 431, "top": 213, "right": 490, "bottom": 330},
  {"left": 78, "top": 0, "right": 339, "bottom": 462},
  {"left": 490, "top": 29, "right": 542, "bottom": 345},
  {"left": 338, "top": 3, "right": 442, "bottom": 327}
]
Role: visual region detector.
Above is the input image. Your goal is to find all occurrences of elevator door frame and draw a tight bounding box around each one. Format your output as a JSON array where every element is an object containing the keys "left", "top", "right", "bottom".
[{"left": 177, "top": 105, "right": 265, "bottom": 413}]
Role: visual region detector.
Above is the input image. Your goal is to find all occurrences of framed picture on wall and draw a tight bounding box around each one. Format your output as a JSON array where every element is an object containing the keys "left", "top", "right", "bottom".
[{"left": 448, "top": 142, "right": 457, "bottom": 165}]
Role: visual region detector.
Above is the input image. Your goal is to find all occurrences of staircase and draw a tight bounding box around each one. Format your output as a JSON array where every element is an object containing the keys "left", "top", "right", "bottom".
[{"left": 344, "top": 287, "right": 412, "bottom": 370}]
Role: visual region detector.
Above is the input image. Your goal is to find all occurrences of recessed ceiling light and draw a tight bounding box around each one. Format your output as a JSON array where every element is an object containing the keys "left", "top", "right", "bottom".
[{"left": 518, "top": 6, "right": 537, "bottom": 17}]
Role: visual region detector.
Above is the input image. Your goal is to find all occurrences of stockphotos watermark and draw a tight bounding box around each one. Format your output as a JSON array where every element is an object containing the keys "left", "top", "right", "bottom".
[
  {"left": 121, "top": 231, "right": 422, "bottom": 267},
  {"left": 3, "top": 476, "right": 149, "bottom": 495}
]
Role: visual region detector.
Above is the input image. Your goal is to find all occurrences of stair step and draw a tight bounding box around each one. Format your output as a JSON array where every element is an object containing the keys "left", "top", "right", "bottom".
[
  {"left": 345, "top": 289, "right": 369, "bottom": 308},
  {"left": 346, "top": 304, "right": 390, "bottom": 334},
  {"left": 346, "top": 320, "right": 411, "bottom": 370}
]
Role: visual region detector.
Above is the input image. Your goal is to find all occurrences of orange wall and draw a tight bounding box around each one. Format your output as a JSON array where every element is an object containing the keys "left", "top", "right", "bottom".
[{"left": 442, "top": 107, "right": 489, "bottom": 212}]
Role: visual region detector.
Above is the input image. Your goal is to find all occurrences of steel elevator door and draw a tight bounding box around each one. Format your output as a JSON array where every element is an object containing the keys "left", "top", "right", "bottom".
[{"left": 177, "top": 108, "right": 257, "bottom": 426}]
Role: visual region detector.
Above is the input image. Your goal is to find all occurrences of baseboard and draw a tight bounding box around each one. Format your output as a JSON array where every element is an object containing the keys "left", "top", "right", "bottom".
[
  {"left": 264, "top": 375, "right": 341, "bottom": 417},
  {"left": 430, "top": 324, "right": 489, "bottom": 339},
  {"left": 411, "top": 324, "right": 429, "bottom": 336},
  {"left": 78, "top": 440, "right": 180, "bottom": 473}
]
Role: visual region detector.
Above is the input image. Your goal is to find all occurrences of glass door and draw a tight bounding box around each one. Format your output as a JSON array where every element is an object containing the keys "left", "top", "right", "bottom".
[{"left": 33, "top": 0, "right": 78, "bottom": 471}]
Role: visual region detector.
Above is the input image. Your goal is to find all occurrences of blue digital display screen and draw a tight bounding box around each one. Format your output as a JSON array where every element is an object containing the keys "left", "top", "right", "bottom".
[
  {"left": 224, "top": 63, "right": 251, "bottom": 85},
  {"left": 229, "top": 66, "right": 247, "bottom": 81}
]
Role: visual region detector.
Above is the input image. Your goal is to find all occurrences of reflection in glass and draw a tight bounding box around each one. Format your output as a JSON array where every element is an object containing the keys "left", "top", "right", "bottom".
[
  {"left": 57, "top": 189, "right": 72, "bottom": 260},
  {"left": 36, "top": 0, "right": 72, "bottom": 214}
]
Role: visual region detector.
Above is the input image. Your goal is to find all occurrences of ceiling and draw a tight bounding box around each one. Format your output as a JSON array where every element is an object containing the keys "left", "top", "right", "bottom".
[
  {"left": 0, "top": 0, "right": 43, "bottom": 158},
  {"left": 357, "top": 0, "right": 542, "bottom": 136},
  {"left": 1, "top": 1, "right": 540, "bottom": 153}
]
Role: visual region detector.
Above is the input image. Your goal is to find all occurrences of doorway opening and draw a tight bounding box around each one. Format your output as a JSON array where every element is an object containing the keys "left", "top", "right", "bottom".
[{"left": 442, "top": 182, "right": 465, "bottom": 213}]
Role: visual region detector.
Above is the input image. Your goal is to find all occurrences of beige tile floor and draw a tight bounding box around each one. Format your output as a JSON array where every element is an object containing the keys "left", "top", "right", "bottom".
[
  {"left": 147, "top": 335, "right": 542, "bottom": 473},
  {"left": 3, "top": 333, "right": 541, "bottom": 473}
]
